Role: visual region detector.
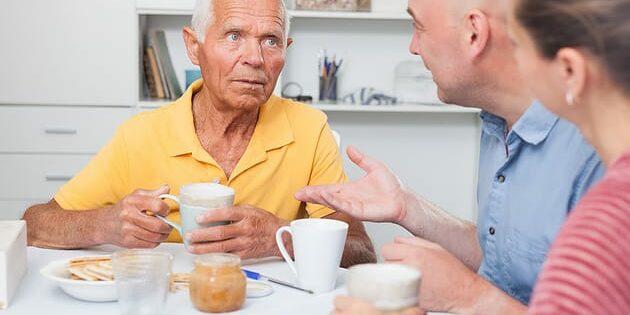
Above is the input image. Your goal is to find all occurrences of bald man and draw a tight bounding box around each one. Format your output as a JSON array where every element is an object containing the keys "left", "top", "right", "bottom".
[{"left": 298, "top": 0, "right": 605, "bottom": 314}]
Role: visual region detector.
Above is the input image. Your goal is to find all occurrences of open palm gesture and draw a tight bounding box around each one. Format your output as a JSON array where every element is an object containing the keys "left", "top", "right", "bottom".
[{"left": 295, "top": 146, "right": 409, "bottom": 224}]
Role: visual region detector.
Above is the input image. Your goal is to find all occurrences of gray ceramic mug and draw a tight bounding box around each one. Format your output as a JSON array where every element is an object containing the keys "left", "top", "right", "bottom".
[{"left": 156, "top": 183, "right": 234, "bottom": 247}]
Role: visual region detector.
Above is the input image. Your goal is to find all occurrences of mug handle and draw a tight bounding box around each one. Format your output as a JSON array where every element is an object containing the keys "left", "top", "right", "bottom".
[
  {"left": 156, "top": 194, "right": 183, "bottom": 236},
  {"left": 275, "top": 226, "right": 298, "bottom": 278}
]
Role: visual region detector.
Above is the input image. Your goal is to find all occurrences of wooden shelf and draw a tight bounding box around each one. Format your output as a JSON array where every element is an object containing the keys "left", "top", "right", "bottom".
[
  {"left": 135, "top": 1, "right": 409, "bottom": 20},
  {"left": 138, "top": 99, "right": 479, "bottom": 114}
]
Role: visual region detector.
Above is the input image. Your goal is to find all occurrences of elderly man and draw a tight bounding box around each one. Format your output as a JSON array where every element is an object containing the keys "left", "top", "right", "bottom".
[
  {"left": 22, "top": 0, "right": 376, "bottom": 267},
  {"left": 297, "top": 0, "right": 605, "bottom": 313}
]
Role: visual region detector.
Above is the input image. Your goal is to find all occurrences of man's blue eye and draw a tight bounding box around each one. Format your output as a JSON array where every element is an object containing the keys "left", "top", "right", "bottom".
[
  {"left": 227, "top": 33, "right": 239, "bottom": 42},
  {"left": 265, "top": 38, "right": 277, "bottom": 46}
]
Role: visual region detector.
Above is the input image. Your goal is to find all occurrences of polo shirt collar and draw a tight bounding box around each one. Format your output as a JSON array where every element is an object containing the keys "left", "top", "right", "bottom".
[
  {"left": 511, "top": 101, "right": 559, "bottom": 145},
  {"left": 165, "top": 80, "right": 295, "bottom": 159},
  {"left": 480, "top": 100, "right": 559, "bottom": 145},
  {"left": 166, "top": 80, "right": 199, "bottom": 157}
]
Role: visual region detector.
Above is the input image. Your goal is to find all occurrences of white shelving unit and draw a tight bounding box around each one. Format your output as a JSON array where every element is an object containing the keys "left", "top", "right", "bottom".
[
  {"left": 136, "top": 0, "right": 195, "bottom": 15},
  {"left": 287, "top": 10, "right": 409, "bottom": 20},
  {"left": 135, "top": 0, "right": 424, "bottom": 111},
  {"left": 139, "top": 99, "right": 480, "bottom": 113},
  {"left": 136, "top": 0, "right": 409, "bottom": 19}
]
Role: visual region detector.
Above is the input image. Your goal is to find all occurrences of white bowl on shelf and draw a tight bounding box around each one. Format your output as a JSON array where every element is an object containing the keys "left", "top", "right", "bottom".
[{"left": 40, "top": 258, "right": 117, "bottom": 302}]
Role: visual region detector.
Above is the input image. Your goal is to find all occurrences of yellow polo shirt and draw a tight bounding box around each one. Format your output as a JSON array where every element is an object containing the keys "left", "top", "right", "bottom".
[{"left": 54, "top": 80, "right": 346, "bottom": 242}]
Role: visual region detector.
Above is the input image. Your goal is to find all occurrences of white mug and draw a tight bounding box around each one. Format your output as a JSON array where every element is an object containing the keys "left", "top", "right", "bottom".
[
  {"left": 156, "top": 183, "right": 234, "bottom": 246},
  {"left": 347, "top": 263, "right": 422, "bottom": 311},
  {"left": 275, "top": 219, "right": 348, "bottom": 293}
]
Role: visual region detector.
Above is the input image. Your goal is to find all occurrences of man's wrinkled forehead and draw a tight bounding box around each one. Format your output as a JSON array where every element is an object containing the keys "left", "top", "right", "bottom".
[{"left": 214, "top": 0, "right": 284, "bottom": 27}]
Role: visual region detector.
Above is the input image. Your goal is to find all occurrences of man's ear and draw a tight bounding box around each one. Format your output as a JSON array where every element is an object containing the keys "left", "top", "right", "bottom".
[
  {"left": 465, "top": 9, "right": 490, "bottom": 60},
  {"left": 287, "top": 37, "right": 294, "bottom": 48},
  {"left": 556, "top": 48, "right": 588, "bottom": 104},
  {"left": 183, "top": 27, "right": 201, "bottom": 66}
]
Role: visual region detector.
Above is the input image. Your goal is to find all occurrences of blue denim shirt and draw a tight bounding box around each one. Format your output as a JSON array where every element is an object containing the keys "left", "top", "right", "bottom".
[{"left": 476, "top": 101, "right": 605, "bottom": 305}]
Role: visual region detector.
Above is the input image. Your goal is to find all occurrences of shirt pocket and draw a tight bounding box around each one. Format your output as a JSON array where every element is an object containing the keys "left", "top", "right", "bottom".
[{"left": 505, "top": 228, "right": 551, "bottom": 304}]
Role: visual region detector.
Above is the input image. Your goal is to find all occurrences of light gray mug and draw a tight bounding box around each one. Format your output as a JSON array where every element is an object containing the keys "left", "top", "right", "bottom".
[{"left": 156, "top": 183, "right": 235, "bottom": 247}]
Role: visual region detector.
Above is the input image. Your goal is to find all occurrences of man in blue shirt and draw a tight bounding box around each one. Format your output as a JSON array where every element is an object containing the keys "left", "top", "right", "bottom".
[{"left": 295, "top": 0, "right": 604, "bottom": 313}]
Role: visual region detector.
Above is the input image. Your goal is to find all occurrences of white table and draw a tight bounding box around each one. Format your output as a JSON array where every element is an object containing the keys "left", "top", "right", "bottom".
[{"left": 5, "top": 243, "right": 451, "bottom": 314}]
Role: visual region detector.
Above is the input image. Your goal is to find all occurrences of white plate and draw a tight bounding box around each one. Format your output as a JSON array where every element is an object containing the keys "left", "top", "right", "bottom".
[{"left": 40, "top": 258, "right": 117, "bottom": 302}]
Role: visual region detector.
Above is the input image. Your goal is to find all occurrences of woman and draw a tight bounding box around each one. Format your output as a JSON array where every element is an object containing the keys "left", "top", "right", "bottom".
[{"left": 509, "top": 0, "right": 630, "bottom": 313}]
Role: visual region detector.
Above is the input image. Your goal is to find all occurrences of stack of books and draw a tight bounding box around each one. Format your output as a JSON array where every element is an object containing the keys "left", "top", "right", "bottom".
[{"left": 143, "top": 30, "right": 182, "bottom": 100}]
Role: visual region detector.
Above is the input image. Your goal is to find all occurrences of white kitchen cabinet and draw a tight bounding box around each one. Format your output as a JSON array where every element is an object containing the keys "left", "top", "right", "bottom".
[
  {"left": 0, "top": 106, "right": 132, "bottom": 154},
  {"left": 0, "top": 154, "right": 93, "bottom": 200},
  {"left": 0, "top": 0, "right": 137, "bottom": 106}
]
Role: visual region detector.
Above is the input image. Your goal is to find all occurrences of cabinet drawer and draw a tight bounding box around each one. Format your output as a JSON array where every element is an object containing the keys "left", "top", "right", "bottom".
[
  {"left": 0, "top": 200, "right": 44, "bottom": 220},
  {"left": 0, "top": 106, "right": 131, "bottom": 153},
  {"left": 0, "top": 154, "right": 92, "bottom": 200}
]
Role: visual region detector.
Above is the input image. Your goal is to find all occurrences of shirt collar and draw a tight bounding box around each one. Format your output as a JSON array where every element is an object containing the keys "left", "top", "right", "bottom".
[
  {"left": 480, "top": 100, "right": 559, "bottom": 145},
  {"left": 166, "top": 79, "right": 295, "bottom": 158}
]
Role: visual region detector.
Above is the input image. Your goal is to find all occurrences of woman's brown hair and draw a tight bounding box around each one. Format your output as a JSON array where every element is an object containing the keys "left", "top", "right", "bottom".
[{"left": 515, "top": 0, "right": 630, "bottom": 91}]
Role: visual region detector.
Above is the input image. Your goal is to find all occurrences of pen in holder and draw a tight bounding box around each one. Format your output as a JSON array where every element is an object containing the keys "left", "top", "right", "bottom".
[
  {"left": 319, "top": 75, "right": 338, "bottom": 103},
  {"left": 319, "top": 51, "right": 343, "bottom": 103}
]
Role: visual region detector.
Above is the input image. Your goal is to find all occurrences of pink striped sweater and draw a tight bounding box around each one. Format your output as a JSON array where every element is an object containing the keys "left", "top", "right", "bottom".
[{"left": 528, "top": 151, "right": 630, "bottom": 314}]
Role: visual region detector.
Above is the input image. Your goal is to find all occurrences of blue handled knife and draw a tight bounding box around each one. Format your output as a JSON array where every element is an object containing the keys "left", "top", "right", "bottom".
[{"left": 242, "top": 269, "right": 314, "bottom": 294}]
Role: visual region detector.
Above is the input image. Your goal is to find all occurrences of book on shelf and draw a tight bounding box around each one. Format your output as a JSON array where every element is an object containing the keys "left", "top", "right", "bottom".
[
  {"left": 143, "top": 47, "right": 166, "bottom": 99},
  {"left": 149, "top": 30, "right": 182, "bottom": 100}
]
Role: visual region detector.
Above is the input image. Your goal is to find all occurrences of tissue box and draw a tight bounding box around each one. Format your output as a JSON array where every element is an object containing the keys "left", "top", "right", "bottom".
[{"left": 0, "top": 221, "right": 27, "bottom": 309}]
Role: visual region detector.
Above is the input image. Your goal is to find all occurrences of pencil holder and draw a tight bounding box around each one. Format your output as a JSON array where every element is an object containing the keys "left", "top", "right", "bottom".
[{"left": 319, "top": 76, "right": 338, "bottom": 103}]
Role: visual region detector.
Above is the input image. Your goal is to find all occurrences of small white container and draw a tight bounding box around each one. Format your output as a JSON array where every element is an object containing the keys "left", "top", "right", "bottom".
[
  {"left": 347, "top": 263, "right": 422, "bottom": 311},
  {"left": 0, "top": 220, "right": 27, "bottom": 309}
]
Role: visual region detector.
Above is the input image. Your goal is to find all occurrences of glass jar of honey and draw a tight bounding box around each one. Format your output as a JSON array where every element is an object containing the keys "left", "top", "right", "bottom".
[{"left": 189, "top": 253, "right": 246, "bottom": 313}]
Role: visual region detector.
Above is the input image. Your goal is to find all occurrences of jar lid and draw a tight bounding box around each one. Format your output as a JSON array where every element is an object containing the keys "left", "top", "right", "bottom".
[{"left": 195, "top": 253, "right": 241, "bottom": 267}]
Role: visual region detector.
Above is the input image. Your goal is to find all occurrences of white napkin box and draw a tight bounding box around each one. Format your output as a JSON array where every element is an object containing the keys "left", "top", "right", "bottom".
[{"left": 0, "top": 220, "right": 27, "bottom": 309}]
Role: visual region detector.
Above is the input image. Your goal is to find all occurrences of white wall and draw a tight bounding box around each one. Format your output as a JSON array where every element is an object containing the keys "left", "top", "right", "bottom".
[{"left": 327, "top": 111, "right": 481, "bottom": 259}]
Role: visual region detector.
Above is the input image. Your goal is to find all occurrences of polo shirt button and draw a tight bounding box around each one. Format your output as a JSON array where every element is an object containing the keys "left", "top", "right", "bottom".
[
  {"left": 497, "top": 175, "right": 506, "bottom": 183},
  {"left": 489, "top": 227, "right": 496, "bottom": 235}
]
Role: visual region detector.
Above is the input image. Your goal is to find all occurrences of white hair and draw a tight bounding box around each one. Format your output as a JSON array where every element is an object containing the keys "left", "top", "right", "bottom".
[{"left": 192, "top": 0, "right": 291, "bottom": 43}]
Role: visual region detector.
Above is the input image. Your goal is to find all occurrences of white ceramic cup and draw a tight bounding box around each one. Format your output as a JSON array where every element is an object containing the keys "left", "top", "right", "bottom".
[
  {"left": 275, "top": 219, "right": 348, "bottom": 293},
  {"left": 347, "top": 263, "right": 422, "bottom": 311},
  {"left": 157, "top": 183, "right": 234, "bottom": 246}
]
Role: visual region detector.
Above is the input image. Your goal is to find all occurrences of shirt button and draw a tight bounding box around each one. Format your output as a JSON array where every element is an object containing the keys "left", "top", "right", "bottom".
[
  {"left": 497, "top": 175, "right": 506, "bottom": 183},
  {"left": 489, "top": 227, "right": 496, "bottom": 235}
]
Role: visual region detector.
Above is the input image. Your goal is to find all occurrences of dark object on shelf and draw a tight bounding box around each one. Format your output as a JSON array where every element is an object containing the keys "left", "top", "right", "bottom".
[
  {"left": 342, "top": 87, "right": 397, "bottom": 105},
  {"left": 281, "top": 82, "right": 313, "bottom": 103}
]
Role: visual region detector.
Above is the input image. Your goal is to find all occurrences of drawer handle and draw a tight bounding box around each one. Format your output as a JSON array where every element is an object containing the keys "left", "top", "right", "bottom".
[
  {"left": 44, "top": 128, "right": 77, "bottom": 135},
  {"left": 45, "top": 174, "right": 73, "bottom": 181}
]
